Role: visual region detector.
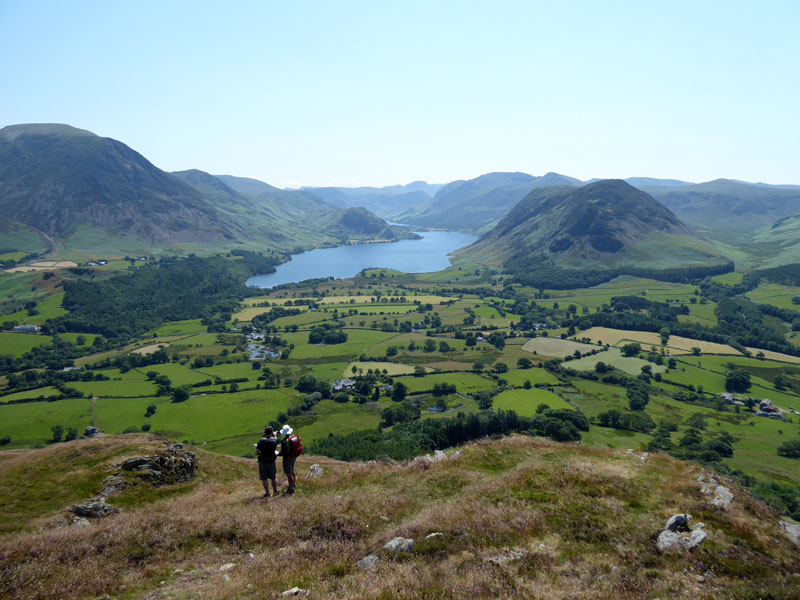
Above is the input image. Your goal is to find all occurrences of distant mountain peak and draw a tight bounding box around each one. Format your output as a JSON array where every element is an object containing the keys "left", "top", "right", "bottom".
[{"left": 0, "top": 123, "right": 97, "bottom": 141}]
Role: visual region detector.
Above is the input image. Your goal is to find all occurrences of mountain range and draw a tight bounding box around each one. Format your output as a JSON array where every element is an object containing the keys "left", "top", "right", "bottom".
[
  {"left": 3, "top": 122, "right": 800, "bottom": 271},
  {"left": 0, "top": 124, "right": 414, "bottom": 258}
]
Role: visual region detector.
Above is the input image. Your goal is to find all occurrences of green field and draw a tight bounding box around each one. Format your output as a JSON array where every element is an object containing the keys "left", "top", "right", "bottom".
[
  {"left": 2, "top": 268, "right": 800, "bottom": 503},
  {"left": 96, "top": 388, "right": 299, "bottom": 449},
  {"left": 150, "top": 319, "right": 206, "bottom": 336},
  {"left": 492, "top": 388, "right": 573, "bottom": 416},
  {"left": 394, "top": 372, "right": 496, "bottom": 394},
  {"left": 746, "top": 282, "right": 800, "bottom": 313},
  {"left": 137, "top": 363, "right": 211, "bottom": 386},
  {"left": 499, "top": 368, "right": 560, "bottom": 387},
  {"left": 1, "top": 386, "right": 60, "bottom": 403},
  {"left": 0, "top": 332, "right": 53, "bottom": 357},
  {"left": 567, "top": 347, "right": 667, "bottom": 375},
  {"left": 71, "top": 379, "right": 157, "bottom": 398},
  {"left": 1, "top": 292, "right": 68, "bottom": 326},
  {"left": 0, "top": 397, "right": 92, "bottom": 447}
]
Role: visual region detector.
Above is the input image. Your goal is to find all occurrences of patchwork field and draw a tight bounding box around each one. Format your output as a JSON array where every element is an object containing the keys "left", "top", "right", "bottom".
[
  {"left": 2, "top": 267, "right": 800, "bottom": 515},
  {"left": 577, "top": 327, "right": 742, "bottom": 355},
  {"left": 521, "top": 337, "right": 599, "bottom": 358},
  {"left": 567, "top": 347, "right": 667, "bottom": 375}
]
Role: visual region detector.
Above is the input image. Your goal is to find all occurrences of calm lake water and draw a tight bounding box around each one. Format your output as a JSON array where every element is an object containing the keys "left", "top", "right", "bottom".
[{"left": 246, "top": 230, "right": 477, "bottom": 288}]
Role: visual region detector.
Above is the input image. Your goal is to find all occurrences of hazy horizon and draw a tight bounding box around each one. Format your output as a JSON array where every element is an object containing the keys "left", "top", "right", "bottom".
[{"left": 2, "top": 1, "right": 798, "bottom": 188}]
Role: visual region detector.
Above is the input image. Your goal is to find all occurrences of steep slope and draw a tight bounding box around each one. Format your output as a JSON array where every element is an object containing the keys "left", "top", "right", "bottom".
[
  {"left": 0, "top": 124, "right": 234, "bottom": 252},
  {"left": 638, "top": 178, "right": 800, "bottom": 231},
  {"left": 400, "top": 172, "right": 582, "bottom": 233},
  {"left": 466, "top": 180, "right": 729, "bottom": 271},
  {"left": 1, "top": 434, "right": 798, "bottom": 599}
]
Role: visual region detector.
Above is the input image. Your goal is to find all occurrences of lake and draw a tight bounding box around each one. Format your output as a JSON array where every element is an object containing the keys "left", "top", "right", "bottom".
[{"left": 246, "top": 230, "right": 477, "bottom": 288}]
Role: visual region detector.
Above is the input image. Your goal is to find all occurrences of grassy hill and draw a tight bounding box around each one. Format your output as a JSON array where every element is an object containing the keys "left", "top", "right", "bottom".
[
  {"left": 399, "top": 172, "right": 582, "bottom": 233},
  {"left": 464, "top": 180, "right": 729, "bottom": 274},
  {"left": 1, "top": 434, "right": 797, "bottom": 599},
  {"left": 0, "top": 124, "right": 234, "bottom": 253}
]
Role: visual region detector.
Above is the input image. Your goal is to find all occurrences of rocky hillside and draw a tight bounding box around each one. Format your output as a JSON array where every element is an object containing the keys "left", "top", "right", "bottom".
[
  {"left": 1, "top": 434, "right": 798, "bottom": 599},
  {"left": 465, "top": 180, "right": 729, "bottom": 270}
]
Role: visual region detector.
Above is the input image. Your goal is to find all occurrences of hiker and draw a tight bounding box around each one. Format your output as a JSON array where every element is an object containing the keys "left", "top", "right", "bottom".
[
  {"left": 278, "top": 424, "right": 302, "bottom": 494},
  {"left": 255, "top": 426, "right": 279, "bottom": 498}
]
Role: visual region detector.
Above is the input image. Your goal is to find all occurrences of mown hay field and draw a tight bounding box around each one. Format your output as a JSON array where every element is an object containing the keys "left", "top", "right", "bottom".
[
  {"left": 521, "top": 337, "right": 599, "bottom": 358},
  {"left": 578, "top": 327, "right": 742, "bottom": 355}
]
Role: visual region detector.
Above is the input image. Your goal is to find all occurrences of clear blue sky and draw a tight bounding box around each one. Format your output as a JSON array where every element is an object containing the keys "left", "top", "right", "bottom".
[{"left": 2, "top": 1, "right": 798, "bottom": 187}]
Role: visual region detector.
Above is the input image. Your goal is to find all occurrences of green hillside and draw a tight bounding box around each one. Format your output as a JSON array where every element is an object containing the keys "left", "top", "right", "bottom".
[
  {"left": 399, "top": 172, "right": 581, "bottom": 233},
  {"left": 463, "top": 180, "right": 729, "bottom": 282},
  {"left": 0, "top": 125, "right": 416, "bottom": 260}
]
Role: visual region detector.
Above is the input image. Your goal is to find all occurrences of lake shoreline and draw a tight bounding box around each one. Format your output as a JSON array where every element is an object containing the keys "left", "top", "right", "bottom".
[{"left": 246, "top": 230, "right": 477, "bottom": 289}]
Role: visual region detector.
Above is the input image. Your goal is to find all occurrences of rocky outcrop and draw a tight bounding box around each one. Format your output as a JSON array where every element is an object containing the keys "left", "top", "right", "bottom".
[
  {"left": 698, "top": 470, "right": 733, "bottom": 509},
  {"left": 356, "top": 554, "right": 379, "bottom": 570},
  {"left": 383, "top": 537, "right": 414, "bottom": 552},
  {"left": 117, "top": 442, "right": 197, "bottom": 486},
  {"left": 69, "top": 442, "right": 197, "bottom": 519},
  {"left": 780, "top": 521, "right": 800, "bottom": 547},
  {"left": 70, "top": 496, "right": 116, "bottom": 518},
  {"left": 656, "top": 514, "right": 707, "bottom": 553},
  {"left": 409, "top": 449, "right": 460, "bottom": 467}
]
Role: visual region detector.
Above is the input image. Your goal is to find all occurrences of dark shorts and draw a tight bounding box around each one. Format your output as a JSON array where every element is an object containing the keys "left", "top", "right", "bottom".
[
  {"left": 259, "top": 460, "right": 277, "bottom": 481},
  {"left": 282, "top": 456, "right": 297, "bottom": 475}
]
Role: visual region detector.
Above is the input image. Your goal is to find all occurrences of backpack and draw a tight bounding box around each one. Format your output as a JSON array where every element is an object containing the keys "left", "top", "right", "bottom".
[{"left": 288, "top": 435, "right": 303, "bottom": 457}]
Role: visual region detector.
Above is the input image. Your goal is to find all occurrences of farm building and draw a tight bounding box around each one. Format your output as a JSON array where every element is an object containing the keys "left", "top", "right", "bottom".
[{"left": 11, "top": 325, "right": 39, "bottom": 334}]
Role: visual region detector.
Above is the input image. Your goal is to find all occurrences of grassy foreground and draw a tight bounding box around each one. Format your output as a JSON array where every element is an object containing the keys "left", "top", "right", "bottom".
[{"left": 1, "top": 434, "right": 798, "bottom": 599}]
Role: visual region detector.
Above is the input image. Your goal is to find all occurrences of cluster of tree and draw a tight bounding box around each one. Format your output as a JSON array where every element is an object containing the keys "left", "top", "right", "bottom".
[
  {"left": 666, "top": 427, "right": 735, "bottom": 463},
  {"left": 308, "top": 323, "right": 348, "bottom": 345},
  {"left": 229, "top": 249, "right": 283, "bottom": 275},
  {"left": 0, "top": 335, "right": 101, "bottom": 375},
  {"left": 595, "top": 409, "right": 655, "bottom": 433},
  {"left": 310, "top": 408, "right": 586, "bottom": 461},
  {"left": 250, "top": 306, "right": 303, "bottom": 329},
  {"left": 0, "top": 251, "right": 40, "bottom": 269},
  {"left": 50, "top": 424, "right": 79, "bottom": 443},
  {"left": 380, "top": 402, "right": 420, "bottom": 427},
  {"left": 504, "top": 254, "right": 734, "bottom": 290},
  {"left": 432, "top": 382, "right": 457, "bottom": 396},
  {"left": 45, "top": 257, "right": 249, "bottom": 344},
  {"left": 2, "top": 367, "right": 108, "bottom": 396},
  {"left": 777, "top": 440, "right": 800, "bottom": 459}
]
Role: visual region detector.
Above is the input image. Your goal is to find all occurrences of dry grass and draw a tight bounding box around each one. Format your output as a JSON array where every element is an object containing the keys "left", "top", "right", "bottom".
[
  {"left": 343, "top": 361, "right": 428, "bottom": 377},
  {"left": 521, "top": 337, "right": 599, "bottom": 358},
  {"left": 4, "top": 261, "right": 78, "bottom": 273},
  {"left": 131, "top": 343, "right": 170, "bottom": 356},
  {"left": 1, "top": 436, "right": 798, "bottom": 599},
  {"left": 579, "top": 327, "right": 742, "bottom": 356},
  {"left": 745, "top": 347, "right": 800, "bottom": 364}
]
